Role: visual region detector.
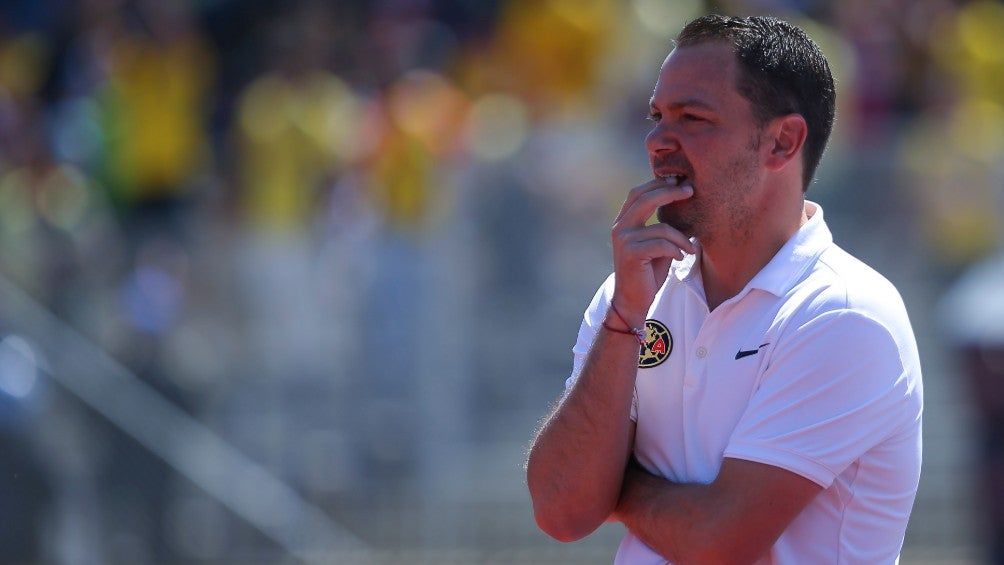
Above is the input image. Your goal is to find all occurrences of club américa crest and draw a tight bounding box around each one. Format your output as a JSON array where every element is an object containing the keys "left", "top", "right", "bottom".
[{"left": 638, "top": 319, "right": 672, "bottom": 368}]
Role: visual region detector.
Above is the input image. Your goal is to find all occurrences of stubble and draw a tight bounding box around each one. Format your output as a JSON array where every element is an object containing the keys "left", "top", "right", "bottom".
[{"left": 657, "top": 133, "right": 761, "bottom": 247}]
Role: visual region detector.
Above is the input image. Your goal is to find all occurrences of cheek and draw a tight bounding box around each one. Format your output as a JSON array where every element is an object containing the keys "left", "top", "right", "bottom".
[{"left": 693, "top": 140, "right": 737, "bottom": 174}]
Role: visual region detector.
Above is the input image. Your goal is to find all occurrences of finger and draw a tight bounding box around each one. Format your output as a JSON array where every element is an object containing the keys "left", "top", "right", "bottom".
[
  {"left": 617, "top": 182, "right": 693, "bottom": 227},
  {"left": 614, "top": 176, "right": 681, "bottom": 223},
  {"left": 619, "top": 238, "right": 690, "bottom": 264},
  {"left": 616, "top": 222, "right": 695, "bottom": 255},
  {"left": 614, "top": 174, "right": 692, "bottom": 220},
  {"left": 614, "top": 200, "right": 696, "bottom": 257}
]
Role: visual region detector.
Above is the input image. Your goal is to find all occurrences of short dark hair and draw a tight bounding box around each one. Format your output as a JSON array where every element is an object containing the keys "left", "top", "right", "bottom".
[{"left": 676, "top": 15, "right": 836, "bottom": 191}]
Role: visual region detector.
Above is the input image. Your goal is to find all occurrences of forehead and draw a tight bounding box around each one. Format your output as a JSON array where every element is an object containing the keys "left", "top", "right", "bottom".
[{"left": 651, "top": 41, "right": 745, "bottom": 109}]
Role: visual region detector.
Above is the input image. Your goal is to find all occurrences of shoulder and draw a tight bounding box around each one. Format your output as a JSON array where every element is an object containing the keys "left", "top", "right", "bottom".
[
  {"left": 769, "top": 244, "right": 922, "bottom": 399},
  {"left": 797, "top": 244, "right": 913, "bottom": 335}
]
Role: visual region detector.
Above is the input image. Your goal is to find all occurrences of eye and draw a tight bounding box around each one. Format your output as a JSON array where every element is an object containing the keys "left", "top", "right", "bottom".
[
  {"left": 646, "top": 111, "right": 662, "bottom": 123},
  {"left": 682, "top": 113, "right": 705, "bottom": 122}
]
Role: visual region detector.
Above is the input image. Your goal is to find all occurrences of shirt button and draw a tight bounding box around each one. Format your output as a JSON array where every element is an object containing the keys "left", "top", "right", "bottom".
[{"left": 696, "top": 346, "right": 708, "bottom": 358}]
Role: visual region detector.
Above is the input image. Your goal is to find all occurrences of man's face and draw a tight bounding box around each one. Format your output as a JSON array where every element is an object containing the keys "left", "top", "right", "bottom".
[{"left": 645, "top": 41, "right": 766, "bottom": 244}]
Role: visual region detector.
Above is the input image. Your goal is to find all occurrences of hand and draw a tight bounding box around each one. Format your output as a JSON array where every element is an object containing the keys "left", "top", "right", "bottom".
[{"left": 610, "top": 177, "right": 695, "bottom": 322}]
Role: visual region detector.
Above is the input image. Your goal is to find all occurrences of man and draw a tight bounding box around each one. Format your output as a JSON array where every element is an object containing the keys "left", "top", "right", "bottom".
[{"left": 525, "top": 14, "right": 923, "bottom": 565}]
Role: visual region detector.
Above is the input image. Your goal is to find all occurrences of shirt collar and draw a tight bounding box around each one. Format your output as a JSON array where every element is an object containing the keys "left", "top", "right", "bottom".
[
  {"left": 746, "top": 200, "right": 832, "bottom": 297},
  {"left": 671, "top": 201, "right": 832, "bottom": 298}
]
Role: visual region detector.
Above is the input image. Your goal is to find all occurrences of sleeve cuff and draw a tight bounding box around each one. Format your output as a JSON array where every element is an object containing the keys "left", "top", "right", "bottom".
[{"left": 724, "top": 442, "right": 837, "bottom": 488}]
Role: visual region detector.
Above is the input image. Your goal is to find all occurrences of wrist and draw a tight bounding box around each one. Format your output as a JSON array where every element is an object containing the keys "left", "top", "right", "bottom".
[
  {"left": 604, "top": 301, "right": 647, "bottom": 345},
  {"left": 609, "top": 300, "right": 646, "bottom": 328}
]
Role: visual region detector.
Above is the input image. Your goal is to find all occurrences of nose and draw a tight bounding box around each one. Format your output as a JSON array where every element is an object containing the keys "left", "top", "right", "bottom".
[{"left": 645, "top": 121, "right": 680, "bottom": 155}]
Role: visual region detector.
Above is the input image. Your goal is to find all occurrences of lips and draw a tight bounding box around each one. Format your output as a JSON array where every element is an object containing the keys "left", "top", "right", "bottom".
[
  {"left": 655, "top": 171, "right": 695, "bottom": 191},
  {"left": 659, "top": 173, "right": 687, "bottom": 186}
]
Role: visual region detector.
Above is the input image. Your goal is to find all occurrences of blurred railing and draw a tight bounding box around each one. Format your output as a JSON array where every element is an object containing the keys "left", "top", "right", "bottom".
[{"left": 0, "top": 274, "right": 370, "bottom": 563}]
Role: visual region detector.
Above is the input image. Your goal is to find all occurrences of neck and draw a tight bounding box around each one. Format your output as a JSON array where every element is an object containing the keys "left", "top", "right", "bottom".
[{"left": 699, "top": 198, "right": 808, "bottom": 311}]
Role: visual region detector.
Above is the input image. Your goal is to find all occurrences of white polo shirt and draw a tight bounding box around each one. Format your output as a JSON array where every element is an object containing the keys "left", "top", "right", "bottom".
[{"left": 567, "top": 202, "right": 923, "bottom": 564}]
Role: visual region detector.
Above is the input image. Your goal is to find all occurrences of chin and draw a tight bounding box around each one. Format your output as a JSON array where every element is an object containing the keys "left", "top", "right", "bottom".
[{"left": 657, "top": 204, "right": 695, "bottom": 237}]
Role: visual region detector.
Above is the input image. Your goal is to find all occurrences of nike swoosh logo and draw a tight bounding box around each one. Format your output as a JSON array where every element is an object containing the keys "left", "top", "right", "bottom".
[{"left": 735, "top": 343, "right": 770, "bottom": 360}]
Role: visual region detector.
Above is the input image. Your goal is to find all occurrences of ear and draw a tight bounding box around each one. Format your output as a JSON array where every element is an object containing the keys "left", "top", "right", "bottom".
[{"left": 764, "top": 114, "right": 807, "bottom": 173}]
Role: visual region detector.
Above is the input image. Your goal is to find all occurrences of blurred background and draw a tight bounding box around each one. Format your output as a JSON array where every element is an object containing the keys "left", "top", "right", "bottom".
[{"left": 0, "top": 0, "right": 1002, "bottom": 563}]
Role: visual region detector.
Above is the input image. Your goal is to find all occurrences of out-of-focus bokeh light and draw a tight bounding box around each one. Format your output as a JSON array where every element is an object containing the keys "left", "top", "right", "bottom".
[
  {"left": 957, "top": 0, "right": 1004, "bottom": 63},
  {"left": 631, "top": 0, "right": 705, "bottom": 36},
  {"left": 0, "top": 33, "right": 49, "bottom": 97},
  {"left": 386, "top": 69, "right": 469, "bottom": 155},
  {"left": 464, "top": 93, "right": 530, "bottom": 161},
  {"left": 950, "top": 98, "right": 1004, "bottom": 163},
  {"left": 0, "top": 335, "right": 39, "bottom": 399}
]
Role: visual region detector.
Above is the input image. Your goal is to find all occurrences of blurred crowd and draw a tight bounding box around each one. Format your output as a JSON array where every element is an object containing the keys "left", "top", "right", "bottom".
[{"left": 0, "top": 0, "right": 1002, "bottom": 563}]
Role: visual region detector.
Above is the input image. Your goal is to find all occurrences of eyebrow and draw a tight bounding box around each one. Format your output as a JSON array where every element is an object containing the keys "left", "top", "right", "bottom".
[{"left": 649, "top": 98, "right": 717, "bottom": 112}]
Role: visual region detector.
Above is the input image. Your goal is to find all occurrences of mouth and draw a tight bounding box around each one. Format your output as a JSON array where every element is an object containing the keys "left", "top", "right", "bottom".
[{"left": 657, "top": 172, "right": 690, "bottom": 188}]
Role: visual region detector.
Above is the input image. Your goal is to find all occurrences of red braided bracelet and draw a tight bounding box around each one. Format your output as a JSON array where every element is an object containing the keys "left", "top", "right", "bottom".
[{"left": 604, "top": 302, "right": 646, "bottom": 345}]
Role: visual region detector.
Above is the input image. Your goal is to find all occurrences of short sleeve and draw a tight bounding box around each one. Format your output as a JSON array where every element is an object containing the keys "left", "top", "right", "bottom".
[
  {"left": 563, "top": 274, "right": 640, "bottom": 420},
  {"left": 565, "top": 273, "right": 612, "bottom": 387},
  {"left": 724, "top": 309, "right": 920, "bottom": 488}
]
